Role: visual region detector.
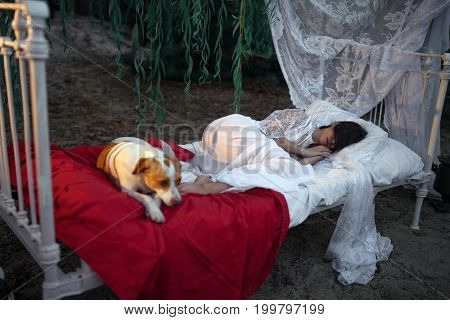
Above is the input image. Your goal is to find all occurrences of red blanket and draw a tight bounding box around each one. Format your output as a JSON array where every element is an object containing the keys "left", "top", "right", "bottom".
[{"left": 8, "top": 140, "right": 289, "bottom": 299}]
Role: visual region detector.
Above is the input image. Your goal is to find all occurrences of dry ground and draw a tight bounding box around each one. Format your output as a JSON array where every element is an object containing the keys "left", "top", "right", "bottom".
[{"left": 0, "top": 15, "right": 449, "bottom": 299}]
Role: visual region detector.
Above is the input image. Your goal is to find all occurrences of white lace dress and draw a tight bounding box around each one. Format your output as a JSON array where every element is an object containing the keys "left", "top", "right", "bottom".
[
  {"left": 185, "top": 101, "right": 394, "bottom": 286},
  {"left": 258, "top": 108, "right": 315, "bottom": 148},
  {"left": 193, "top": 113, "right": 315, "bottom": 210}
]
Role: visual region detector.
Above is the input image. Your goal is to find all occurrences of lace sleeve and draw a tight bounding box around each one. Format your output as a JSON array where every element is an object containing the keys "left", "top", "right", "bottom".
[
  {"left": 259, "top": 108, "right": 313, "bottom": 147},
  {"left": 259, "top": 110, "right": 287, "bottom": 138}
]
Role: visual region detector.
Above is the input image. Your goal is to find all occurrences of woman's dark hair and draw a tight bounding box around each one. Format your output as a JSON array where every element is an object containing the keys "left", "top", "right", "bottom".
[{"left": 332, "top": 121, "right": 367, "bottom": 151}]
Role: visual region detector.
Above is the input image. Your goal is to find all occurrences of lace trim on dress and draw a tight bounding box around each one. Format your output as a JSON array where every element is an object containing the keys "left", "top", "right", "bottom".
[{"left": 259, "top": 108, "right": 315, "bottom": 148}]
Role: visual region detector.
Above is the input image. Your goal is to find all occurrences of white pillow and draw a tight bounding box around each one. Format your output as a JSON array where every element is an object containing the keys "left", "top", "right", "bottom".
[
  {"left": 367, "top": 138, "right": 424, "bottom": 186},
  {"left": 307, "top": 100, "right": 387, "bottom": 138},
  {"left": 307, "top": 100, "right": 388, "bottom": 165},
  {"left": 306, "top": 100, "right": 423, "bottom": 184}
]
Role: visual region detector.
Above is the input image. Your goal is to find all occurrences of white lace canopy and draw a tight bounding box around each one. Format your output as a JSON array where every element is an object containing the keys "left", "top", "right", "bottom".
[
  {"left": 265, "top": 0, "right": 450, "bottom": 285},
  {"left": 267, "top": 0, "right": 449, "bottom": 115}
]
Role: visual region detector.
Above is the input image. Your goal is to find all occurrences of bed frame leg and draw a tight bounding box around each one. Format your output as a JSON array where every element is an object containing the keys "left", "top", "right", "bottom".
[
  {"left": 410, "top": 53, "right": 449, "bottom": 232},
  {"left": 411, "top": 183, "right": 428, "bottom": 232}
]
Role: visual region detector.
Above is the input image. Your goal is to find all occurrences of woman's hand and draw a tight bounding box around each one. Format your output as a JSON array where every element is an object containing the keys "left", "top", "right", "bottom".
[
  {"left": 275, "top": 138, "right": 332, "bottom": 159},
  {"left": 299, "top": 155, "right": 325, "bottom": 166},
  {"left": 301, "top": 145, "right": 331, "bottom": 158}
]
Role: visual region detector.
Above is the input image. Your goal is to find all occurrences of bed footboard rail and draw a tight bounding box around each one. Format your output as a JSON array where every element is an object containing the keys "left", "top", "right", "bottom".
[
  {"left": 365, "top": 52, "right": 450, "bottom": 231},
  {"left": 410, "top": 53, "right": 449, "bottom": 230},
  {"left": 0, "top": 1, "right": 102, "bottom": 299}
]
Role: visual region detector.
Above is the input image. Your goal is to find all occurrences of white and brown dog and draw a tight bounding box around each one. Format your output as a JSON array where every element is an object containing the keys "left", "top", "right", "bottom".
[{"left": 96, "top": 137, "right": 181, "bottom": 223}]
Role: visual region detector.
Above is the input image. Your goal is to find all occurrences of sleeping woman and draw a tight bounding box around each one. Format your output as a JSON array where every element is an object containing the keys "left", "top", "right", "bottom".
[{"left": 179, "top": 108, "right": 366, "bottom": 195}]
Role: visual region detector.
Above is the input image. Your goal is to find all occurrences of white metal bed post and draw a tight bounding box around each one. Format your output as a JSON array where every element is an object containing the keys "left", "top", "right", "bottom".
[
  {"left": 2, "top": 39, "right": 27, "bottom": 226},
  {"left": 0, "top": 1, "right": 102, "bottom": 299},
  {"left": 0, "top": 54, "right": 13, "bottom": 210},
  {"left": 13, "top": 0, "right": 40, "bottom": 236},
  {"left": 410, "top": 53, "right": 450, "bottom": 231},
  {"left": 21, "top": 0, "right": 61, "bottom": 292}
]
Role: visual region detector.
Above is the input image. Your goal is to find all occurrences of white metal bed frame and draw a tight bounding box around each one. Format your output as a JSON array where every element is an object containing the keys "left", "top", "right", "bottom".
[{"left": 0, "top": 0, "right": 448, "bottom": 299}]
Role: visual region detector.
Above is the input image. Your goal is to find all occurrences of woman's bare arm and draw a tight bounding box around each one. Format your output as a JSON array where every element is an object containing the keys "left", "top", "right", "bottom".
[
  {"left": 179, "top": 180, "right": 231, "bottom": 195},
  {"left": 274, "top": 138, "right": 305, "bottom": 157},
  {"left": 274, "top": 138, "right": 331, "bottom": 158}
]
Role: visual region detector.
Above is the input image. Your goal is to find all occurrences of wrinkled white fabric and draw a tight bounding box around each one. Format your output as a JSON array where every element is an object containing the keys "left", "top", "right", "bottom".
[
  {"left": 324, "top": 165, "right": 393, "bottom": 285},
  {"left": 189, "top": 101, "right": 394, "bottom": 285},
  {"left": 194, "top": 114, "right": 315, "bottom": 197},
  {"left": 308, "top": 100, "right": 393, "bottom": 285}
]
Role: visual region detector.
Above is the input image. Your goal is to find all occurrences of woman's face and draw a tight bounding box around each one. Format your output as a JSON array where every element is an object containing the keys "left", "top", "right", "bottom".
[{"left": 319, "top": 122, "right": 339, "bottom": 149}]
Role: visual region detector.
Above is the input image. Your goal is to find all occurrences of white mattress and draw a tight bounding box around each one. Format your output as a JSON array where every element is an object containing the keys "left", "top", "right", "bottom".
[{"left": 181, "top": 137, "right": 424, "bottom": 228}]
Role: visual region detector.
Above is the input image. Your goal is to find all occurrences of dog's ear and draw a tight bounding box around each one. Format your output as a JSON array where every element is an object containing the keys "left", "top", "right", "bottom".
[
  {"left": 164, "top": 156, "right": 181, "bottom": 184},
  {"left": 133, "top": 157, "right": 158, "bottom": 175},
  {"left": 161, "top": 141, "right": 176, "bottom": 158}
]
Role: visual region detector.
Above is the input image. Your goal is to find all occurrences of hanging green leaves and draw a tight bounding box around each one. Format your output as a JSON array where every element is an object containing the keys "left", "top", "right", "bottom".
[
  {"left": 178, "top": 0, "right": 194, "bottom": 99},
  {"left": 231, "top": 0, "right": 255, "bottom": 113},
  {"left": 108, "top": 0, "right": 124, "bottom": 77},
  {"left": 42, "top": 1, "right": 277, "bottom": 130},
  {"left": 213, "top": 0, "right": 227, "bottom": 80},
  {"left": 59, "top": 0, "right": 75, "bottom": 51},
  {"left": 144, "top": 0, "right": 165, "bottom": 125}
]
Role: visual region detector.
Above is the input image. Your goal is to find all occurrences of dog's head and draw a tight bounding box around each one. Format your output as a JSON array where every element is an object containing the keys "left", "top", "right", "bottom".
[{"left": 132, "top": 156, "right": 182, "bottom": 206}]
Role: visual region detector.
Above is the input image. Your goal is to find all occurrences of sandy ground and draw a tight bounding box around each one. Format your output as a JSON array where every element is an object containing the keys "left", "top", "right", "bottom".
[{"left": 0, "top": 15, "right": 449, "bottom": 300}]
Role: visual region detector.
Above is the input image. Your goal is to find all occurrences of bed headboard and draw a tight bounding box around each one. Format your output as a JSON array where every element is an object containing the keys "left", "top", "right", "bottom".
[
  {"left": 366, "top": 53, "right": 449, "bottom": 131},
  {"left": 0, "top": 0, "right": 101, "bottom": 299},
  {"left": 0, "top": 0, "right": 56, "bottom": 274},
  {"left": 365, "top": 53, "right": 449, "bottom": 175},
  {"left": 364, "top": 52, "right": 449, "bottom": 230}
]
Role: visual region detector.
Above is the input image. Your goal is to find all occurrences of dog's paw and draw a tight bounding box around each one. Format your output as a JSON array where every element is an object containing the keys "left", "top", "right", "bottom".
[{"left": 145, "top": 205, "right": 165, "bottom": 224}]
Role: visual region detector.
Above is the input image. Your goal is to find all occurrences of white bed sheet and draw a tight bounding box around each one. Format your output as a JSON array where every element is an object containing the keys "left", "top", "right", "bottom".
[
  {"left": 286, "top": 137, "right": 424, "bottom": 227},
  {"left": 181, "top": 137, "right": 424, "bottom": 228}
]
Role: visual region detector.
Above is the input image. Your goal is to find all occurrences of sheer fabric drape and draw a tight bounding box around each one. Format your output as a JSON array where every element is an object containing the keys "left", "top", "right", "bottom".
[
  {"left": 266, "top": 0, "right": 449, "bottom": 284},
  {"left": 267, "top": 0, "right": 449, "bottom": 115},
  {"left": 384, "top": 7, "right": 450, "bottom": 197},
  {"left": 267, "top": 0, "right": 449, "bottom": 166}
]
